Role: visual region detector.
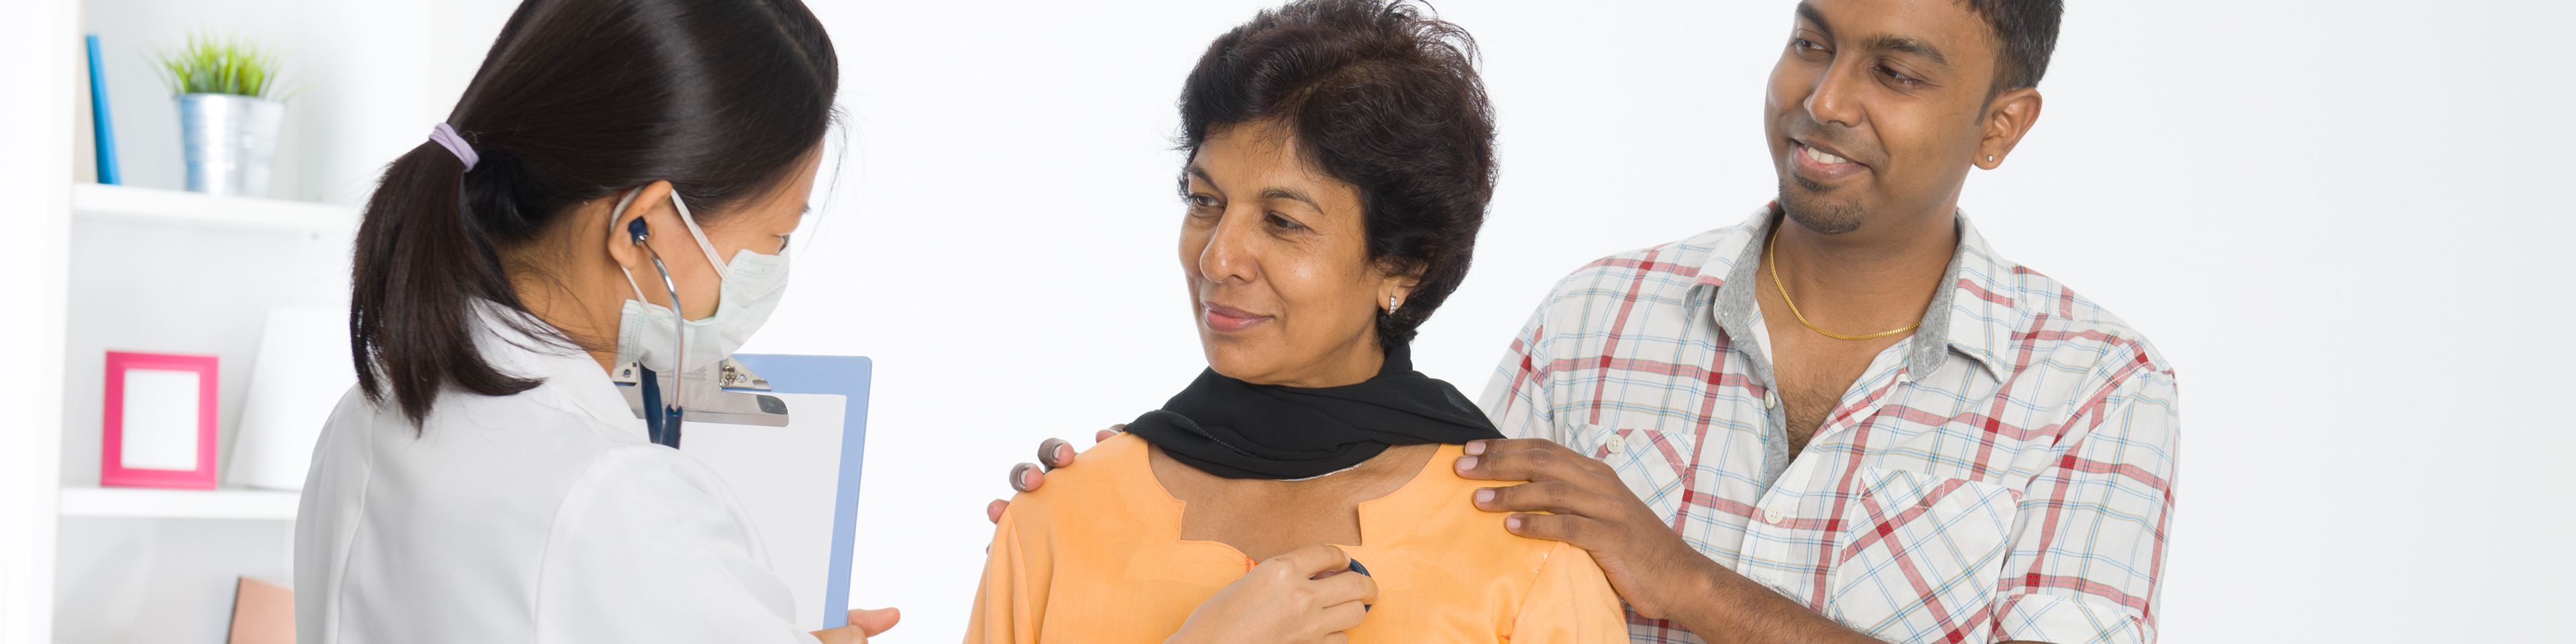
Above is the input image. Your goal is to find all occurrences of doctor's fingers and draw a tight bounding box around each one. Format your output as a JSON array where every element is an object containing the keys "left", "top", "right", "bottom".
[
  {"left": 809, "top": 608, "right": 898, "bottom": 644},
  {"left": 847, "top": 608, "right": 900, "bottom": 636}
]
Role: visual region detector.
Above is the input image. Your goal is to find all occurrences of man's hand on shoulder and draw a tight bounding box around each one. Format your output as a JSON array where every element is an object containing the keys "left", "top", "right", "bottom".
[
  {"left": 1460, "top": 438, "right": 1915, "bottom": 644},
  {"left": 1452, "top": 438, "right": 1725, "bottom": 620},
  {"left": 985, "top": 425, "right": 1124, "bottom": 524}
]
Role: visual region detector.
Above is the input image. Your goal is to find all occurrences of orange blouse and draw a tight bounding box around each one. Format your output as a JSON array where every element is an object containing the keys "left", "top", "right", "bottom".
[{"left": 967, "top": 433, "right": 1625, "bottom": 643}]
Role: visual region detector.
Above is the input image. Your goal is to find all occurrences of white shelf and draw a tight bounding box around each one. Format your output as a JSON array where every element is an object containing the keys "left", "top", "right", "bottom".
[
  {"left": 58, "top": 486, "right": 301, "bottom": 521},
  {"left": 72, "top": 182, "right": 360, "bottom": 233}
]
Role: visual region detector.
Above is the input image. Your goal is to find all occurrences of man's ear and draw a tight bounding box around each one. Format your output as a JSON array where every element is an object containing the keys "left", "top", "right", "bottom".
[
  {"left": 1975, "top": 87, "right": 2044, "bottom": 170},
  {"left": 602, "top": 180, "right": 680, "bottom": 302}
]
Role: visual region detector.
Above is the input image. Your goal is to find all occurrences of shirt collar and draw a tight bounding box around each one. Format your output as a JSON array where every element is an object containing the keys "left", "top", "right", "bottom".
[
  {"left": 1695, "top": 205, "right": 2018, "bottom": 380},
  {"left": 470, "top": 302, "right": 652, "bottom": 437}
]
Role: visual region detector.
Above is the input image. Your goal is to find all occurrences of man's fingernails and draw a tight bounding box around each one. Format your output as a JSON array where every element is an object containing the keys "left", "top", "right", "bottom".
[
  {"left": 1456, "top": 455, "right": 1479, "bottom": 471},
  {"left": 1506, "top": 516, "right": 1522, "bottom": 531},
  {"left": 1474, "top": 488, "right": 1495, "bottom": 504},
  {"left": 1038, "top": 439, "right": 1069, "bottom": 468},
  {"left": 1465, "top": 440, "right": 1487, "bottom": 455}
]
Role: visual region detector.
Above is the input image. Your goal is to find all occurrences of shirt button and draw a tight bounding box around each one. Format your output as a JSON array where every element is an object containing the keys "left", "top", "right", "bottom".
[
  {"left": 1763, "top": 506, "right": 1786, "bottom": 525},
  {"left": 1604, "top": 433, "right": 1627, "bottom": 454},
  {"left": 1764, "top": 390, "right": 1779, "bottom": 409}
]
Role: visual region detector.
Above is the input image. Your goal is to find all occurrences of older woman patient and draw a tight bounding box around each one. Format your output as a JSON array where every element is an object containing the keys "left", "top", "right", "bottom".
[{"left": 968, "top": 1, "right": 1621, "bottom": 642}]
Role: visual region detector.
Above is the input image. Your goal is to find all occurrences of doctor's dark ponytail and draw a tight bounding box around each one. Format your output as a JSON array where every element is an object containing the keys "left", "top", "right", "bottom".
[{"left": 350, "top": 0, "right": 837, "bottom": 424}]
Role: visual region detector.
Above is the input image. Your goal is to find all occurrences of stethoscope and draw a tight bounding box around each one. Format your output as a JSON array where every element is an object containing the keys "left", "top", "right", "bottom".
[{"left": 629, "top": 217, "right": 688, "bottom": 448}]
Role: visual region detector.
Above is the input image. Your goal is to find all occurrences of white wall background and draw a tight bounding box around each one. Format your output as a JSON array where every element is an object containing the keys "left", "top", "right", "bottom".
[{"left": 65, "top": 0, "right": 2564, "bottom": 642}]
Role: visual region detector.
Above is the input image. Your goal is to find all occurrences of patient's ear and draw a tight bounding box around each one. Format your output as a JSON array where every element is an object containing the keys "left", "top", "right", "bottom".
[{"left": 1376, "top": 257, "right": 1426, "bottom": 301}]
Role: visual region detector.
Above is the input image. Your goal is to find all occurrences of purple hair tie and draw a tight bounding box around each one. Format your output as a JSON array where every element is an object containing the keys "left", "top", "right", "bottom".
[{"left": 428, "top": 123, "right": 480, "bottom": 172}]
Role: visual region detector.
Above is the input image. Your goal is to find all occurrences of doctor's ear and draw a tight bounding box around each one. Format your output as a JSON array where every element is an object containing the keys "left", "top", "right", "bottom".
[{"left": 602, "top": 180, "right": 681, "bottom": 270}]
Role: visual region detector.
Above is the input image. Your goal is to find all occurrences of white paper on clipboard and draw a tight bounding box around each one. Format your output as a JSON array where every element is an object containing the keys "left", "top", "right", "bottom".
[{"left": 679, "top": 391, "right": 847, "bottom": 629}]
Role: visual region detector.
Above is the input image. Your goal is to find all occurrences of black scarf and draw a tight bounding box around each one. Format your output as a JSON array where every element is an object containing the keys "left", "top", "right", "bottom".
[{"left": 1124, "top": 345, "right": 1503, "bottom": 480}]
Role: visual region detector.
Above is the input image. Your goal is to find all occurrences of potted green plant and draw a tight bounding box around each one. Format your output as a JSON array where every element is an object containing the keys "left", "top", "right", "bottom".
[{"left": 158, "top": 32, "right": 286, "bottom": 198}]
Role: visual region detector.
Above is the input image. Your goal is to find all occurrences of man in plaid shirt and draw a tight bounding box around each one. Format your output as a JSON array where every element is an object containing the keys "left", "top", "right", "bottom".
[
  {"left": 1009, "top": 1, "right": 2172, "bottom": 642},
  {"left": 1448, "top": 1, "right": 2174, "bottom": 643}
]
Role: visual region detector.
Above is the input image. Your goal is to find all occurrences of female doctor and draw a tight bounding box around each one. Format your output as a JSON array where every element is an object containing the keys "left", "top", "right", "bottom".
[{"left": 294, "top": 0, "right": 894, "bottom": 641}]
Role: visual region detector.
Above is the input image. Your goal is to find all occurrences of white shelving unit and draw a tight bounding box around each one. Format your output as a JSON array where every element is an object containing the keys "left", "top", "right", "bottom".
[
  {"left": 72, "top": 184, "right": 358, "bottom": 233},
  {"left": 57, "top": 487, "right": 301, "bottom": 521},
  {"left": 48, "top": 182, "right": 350, "bottom": 644}
]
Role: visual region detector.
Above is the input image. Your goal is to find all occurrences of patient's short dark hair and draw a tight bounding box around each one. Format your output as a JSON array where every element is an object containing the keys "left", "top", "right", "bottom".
[{"left": 1179, "top": 0, "right": 1495, "bottom": 349}]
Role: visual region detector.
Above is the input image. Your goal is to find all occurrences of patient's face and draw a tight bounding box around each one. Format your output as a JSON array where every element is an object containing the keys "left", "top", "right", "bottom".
[{"left": 1179, "top": 121, "right": 1399, "bottom": 388}]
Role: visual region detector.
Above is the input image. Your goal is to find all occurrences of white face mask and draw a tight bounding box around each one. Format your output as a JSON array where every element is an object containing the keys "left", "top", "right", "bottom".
[{"left": 610, "top": 188, "right": 793, "bottom": 376}]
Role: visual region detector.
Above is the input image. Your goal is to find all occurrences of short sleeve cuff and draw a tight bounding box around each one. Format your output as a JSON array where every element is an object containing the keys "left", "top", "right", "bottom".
[{"left": 1992, "top": 594, "right": 2149, "bottom": 644}]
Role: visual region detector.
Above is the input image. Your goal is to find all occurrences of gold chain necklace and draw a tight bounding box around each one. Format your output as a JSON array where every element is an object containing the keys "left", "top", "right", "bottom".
[{"left": 1766, "top": 226, "right": 1920, "bottom": 341}]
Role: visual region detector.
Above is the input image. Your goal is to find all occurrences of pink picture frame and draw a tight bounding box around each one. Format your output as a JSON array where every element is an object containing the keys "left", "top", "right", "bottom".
[{"left": 101, "top": 351, "right": 220, "bottom": 489}]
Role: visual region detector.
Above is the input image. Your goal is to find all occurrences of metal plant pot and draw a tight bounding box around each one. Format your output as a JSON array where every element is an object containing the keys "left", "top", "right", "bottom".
[{"left": 178, "top": 93, "right": 285, "bottom": 198}]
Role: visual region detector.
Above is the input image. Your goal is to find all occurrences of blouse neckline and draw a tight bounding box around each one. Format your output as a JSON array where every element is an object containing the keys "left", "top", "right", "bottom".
[{"left": 1111, "top": 435, "right": 1466, "bottom": 560}]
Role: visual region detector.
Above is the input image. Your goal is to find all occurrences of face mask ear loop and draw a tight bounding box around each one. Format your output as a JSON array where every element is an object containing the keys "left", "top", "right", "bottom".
[{"left": 667, "top": 191, "right": 731, "bottom": 282}]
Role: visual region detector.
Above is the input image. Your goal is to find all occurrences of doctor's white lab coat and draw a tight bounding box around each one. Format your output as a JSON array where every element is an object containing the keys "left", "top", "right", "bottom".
[{"left": 295, "top": 309, "right": 818, "bottom": 644}]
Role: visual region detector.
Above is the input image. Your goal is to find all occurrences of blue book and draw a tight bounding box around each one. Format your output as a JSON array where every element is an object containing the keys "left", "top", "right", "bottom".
[{"left": 87, "top": 34, "right": 119, "bottom": 185}]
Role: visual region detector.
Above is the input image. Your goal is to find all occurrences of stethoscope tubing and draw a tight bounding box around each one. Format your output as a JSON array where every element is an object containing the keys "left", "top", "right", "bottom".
[{"left": 634, "top": 217, "right": 690, "bottom": 447}]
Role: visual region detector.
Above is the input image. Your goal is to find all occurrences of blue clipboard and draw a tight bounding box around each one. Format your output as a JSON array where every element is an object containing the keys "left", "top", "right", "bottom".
[{"left": 702, "top": 354, "right": 871, "bottom": 630}]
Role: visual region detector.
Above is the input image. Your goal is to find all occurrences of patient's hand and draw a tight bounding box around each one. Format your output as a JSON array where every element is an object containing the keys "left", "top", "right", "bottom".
[
  {"left": 1167, "top": 543, "right": 1376, "bottom": 644},
  {"left": 985, "top": 425, "right": 1124, "bottom": 524}
]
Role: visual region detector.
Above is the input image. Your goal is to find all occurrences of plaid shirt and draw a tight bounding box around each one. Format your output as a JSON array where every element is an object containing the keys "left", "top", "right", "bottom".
[{"left": 1479, "top": 207, "right": 2178, "bottom": 644}]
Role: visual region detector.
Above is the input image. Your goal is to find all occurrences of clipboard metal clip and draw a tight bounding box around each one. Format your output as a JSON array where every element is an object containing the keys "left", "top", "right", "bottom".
[{"left": 614, "top": 357, "right": 792, "bottom": 428}]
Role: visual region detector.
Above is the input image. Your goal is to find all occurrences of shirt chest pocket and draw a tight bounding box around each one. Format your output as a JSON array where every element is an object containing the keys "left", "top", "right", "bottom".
[
  {"left": 1574, "top": 423, "right": 1698, "bottom": 523},
  {"left": 1827, "top": 468, "right": 2020, "bottom": 639}
]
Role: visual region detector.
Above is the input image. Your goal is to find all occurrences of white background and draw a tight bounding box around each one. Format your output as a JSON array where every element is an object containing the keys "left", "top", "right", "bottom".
[{"left": 75, "top": 0, "right": 2576, "bottom": 642}]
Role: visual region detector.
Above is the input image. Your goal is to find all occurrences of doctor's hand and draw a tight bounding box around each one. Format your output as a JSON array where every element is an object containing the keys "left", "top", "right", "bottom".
[
  {"left": 1454, "top": 438, "right": 1727, "bottom": 621},
  {"left": 810, "top": 608, "right": 898, "bottom": 644},
  {"left": 984, "top": 425, "right": 1124, "bottom": 524},
  {"left": 1169, "top": 543, "right": 1376, "bottom": 644}
]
